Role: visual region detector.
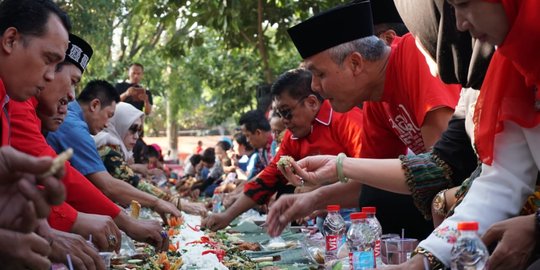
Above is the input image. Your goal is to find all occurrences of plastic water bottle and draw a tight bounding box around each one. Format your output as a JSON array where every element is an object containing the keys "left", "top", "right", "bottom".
[
  {"left": 211, "top": 189, "right": 223, "bottom": 213},
  {"left": 362, "top": 206, "right": 383, "bottom": 267},
  {"left": 347, "top": 212, "right": 376, "bottom": 269},
  {"left": 323, "top": 205, "right": 346, "bottom": 262},
  {"left": 451, "top": 221, "right": 489, "bottom": 270}
]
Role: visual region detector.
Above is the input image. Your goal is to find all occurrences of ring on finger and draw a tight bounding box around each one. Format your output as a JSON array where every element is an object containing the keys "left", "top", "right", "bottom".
[{"left": 107, "top": 234, "right": 117, "bottom": 246}]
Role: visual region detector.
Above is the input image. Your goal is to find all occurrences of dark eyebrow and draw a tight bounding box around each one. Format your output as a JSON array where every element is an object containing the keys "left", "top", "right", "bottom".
[{"left": 46, "top": 51, "right": 64, "bottom": 63}]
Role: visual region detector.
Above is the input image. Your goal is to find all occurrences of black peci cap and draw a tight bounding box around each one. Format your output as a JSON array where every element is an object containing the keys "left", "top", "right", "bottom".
[
  {"left": 65, "top": 33, "right": 93, "bottom": 73},
  {"left": 287, "top": 0, "right": 374, "bottom": 59},
  {"left": 371, "top": 0, "right": 403, "bottom": 25}
]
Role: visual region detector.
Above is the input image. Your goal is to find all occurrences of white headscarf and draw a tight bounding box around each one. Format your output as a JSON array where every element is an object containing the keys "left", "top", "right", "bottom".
[{"left": 94, "top": 102, "right": 144, "bottom": 160}]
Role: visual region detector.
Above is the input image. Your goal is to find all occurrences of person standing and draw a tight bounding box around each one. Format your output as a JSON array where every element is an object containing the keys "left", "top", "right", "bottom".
[{"left": 115, "top": 63, "right": 152, "bottom": 115}]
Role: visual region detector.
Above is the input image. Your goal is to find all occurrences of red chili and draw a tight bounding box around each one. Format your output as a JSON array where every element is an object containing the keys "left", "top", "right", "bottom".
[
  {"left": 201, "top": 249, "right": 225, "bottom": 262},
  {"left": 186, "top": 236, "right": 218, "bottom": 248},
  {"left": 186, "top": 223, "right": 201, "bottom": 232}
]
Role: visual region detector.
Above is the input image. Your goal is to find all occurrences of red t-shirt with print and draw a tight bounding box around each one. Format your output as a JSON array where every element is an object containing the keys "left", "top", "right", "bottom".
[{"left": 361, "top": 34, "right": 460, "bottom": 158}]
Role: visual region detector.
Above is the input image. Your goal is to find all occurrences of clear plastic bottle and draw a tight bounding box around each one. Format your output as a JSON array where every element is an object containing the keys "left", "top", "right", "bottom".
[
  {"left": 451, "top": 221, "right": 489, "bottom": 270},
  {"left": 211, "top": 189, "right": 223, "bottom": 213},
  {"left": 362, "top": 206, "right": 383, "bottom": 267},
  {"left": 323, "top": 205, "right": 346, "bottom": 262},
  {"left": 347, "top": 212, "right": 376, "bottom": 270}
]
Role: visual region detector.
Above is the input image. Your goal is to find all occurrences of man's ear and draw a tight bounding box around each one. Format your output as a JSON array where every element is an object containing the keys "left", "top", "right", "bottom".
[
  {"left": 1, "top": 27, "right": 19, "bottom": 54},
  {"left": 305, "top": 95, "right": 320, "bottom": 111},
  {"left": 349, "top": 52, "right": 365, "bottom": 76},
  {"left": 89, "top": 99, "right": 101, "bottom": 112},
  {"left": 379, "top": 29, "right": 397, "bottom": 45}
]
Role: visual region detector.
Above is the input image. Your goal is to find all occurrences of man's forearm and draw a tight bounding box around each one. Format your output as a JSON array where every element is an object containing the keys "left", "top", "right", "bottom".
[
  {"left": 313, "top": 181, "right": 362, "bottom": 209},
  {"left": 224, "top": 194, "right": 258, "bottom": 221},
  {"left": 87, "top": 172, "right": 158, "bottom": 208}
]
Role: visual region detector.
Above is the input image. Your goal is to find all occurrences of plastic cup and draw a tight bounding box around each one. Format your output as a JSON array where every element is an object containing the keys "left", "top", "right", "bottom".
[
  {"left": 381, "top": 238, "right": 418, "bottom": 264},
  {"left": 99, "top": 252, "right": 114, "bottom": 268}
]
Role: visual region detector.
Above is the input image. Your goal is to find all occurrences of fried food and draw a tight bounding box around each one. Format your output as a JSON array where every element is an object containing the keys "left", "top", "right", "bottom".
[{"left": 40, "top": 148, "right": 73, "bottom": 178}]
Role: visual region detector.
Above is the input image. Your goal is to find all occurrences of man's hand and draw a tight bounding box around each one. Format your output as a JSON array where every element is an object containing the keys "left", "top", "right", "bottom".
[
  {"left": 181, "top": 201, "right": 208, "bottom": 217},
  {"left": 278, "top": 155, "right": 339, "bottom": 187},
  {"left": 0, "top": 229, "right": 51, "bottom": 270},
  {"left": 0, "top": 147, "right": 66, "bottom": 232},
  {"left": 123, "top": 218, "right": 168, "bottom": 252},
  {"left": 266, "top": 193, "right": 319, "bottom": 237},
  {"left": 201, "top": 212, "right": 233, "bottom": 231},
  {"left": 482, "top": 214, "right": 536, "bottom": 270},
  {"left": 49, "top": 229, "right": 105, "bottom": 270},
  {"left": 71, "top": 212, "right": 121, "bottom": 252},
  {"left": 153, "top": 199, "right": 182, "bottom": 222}
]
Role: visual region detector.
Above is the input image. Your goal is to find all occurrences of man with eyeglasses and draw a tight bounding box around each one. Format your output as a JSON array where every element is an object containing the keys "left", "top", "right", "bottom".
[
  {"left": 45, "top": 80, "right": 184, "bottom": 221},
  {"left": 202, "top": 68, "right": 363, "bottom": 231}
]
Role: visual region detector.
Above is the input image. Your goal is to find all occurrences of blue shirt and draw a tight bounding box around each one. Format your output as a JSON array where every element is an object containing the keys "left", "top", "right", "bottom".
[{"left": 46, "top": 101, "right": 106, "bottom": 175}]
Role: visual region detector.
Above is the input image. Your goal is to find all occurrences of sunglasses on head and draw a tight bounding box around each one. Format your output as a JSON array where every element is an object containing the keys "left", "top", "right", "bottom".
[
  {"left": 275, "top": 96, "right": 309, "bottom": 120},
  {"left": 128, "top": 124, "right": 142, "bottom": 135}
]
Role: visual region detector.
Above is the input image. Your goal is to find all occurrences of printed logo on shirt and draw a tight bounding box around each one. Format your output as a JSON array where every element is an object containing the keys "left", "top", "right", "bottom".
[{"left": 387, "top": 104, "right": 425, "bottom": 154}]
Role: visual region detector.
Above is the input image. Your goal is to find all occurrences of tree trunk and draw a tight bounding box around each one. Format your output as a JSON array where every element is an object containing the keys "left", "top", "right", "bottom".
[
  {"left": 166, "top": 86, "right": 178, "bottom": 162},
  {"left": 257, "top": 0, "right": 273, "bottom": 84}
]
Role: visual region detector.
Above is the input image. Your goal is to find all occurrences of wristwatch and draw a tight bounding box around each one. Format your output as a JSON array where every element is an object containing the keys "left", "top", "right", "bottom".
[{"left": 432, "top": 189, "right": 448, "bottom": 216}]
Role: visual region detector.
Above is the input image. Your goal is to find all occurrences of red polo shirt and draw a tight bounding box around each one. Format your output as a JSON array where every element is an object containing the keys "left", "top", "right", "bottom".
[
  {"left": 244, "top": 100, "right": 363, "bottom": 204},
  {"left": 0, "top": 79, "right": 10, "bottom": 146},
  {"left": 10, "top": 98, "right": 121, "bottom": 231},
  {"left": 361, "top": 34, "right": 460, "bottom": 158}
]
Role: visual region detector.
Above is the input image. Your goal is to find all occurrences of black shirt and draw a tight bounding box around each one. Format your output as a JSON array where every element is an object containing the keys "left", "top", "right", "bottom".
[{"left": 115, "top": 82, "right": 153, "bottom": 111}]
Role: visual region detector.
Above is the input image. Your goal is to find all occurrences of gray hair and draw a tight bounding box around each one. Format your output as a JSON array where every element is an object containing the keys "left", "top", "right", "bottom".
[{"left": 328, "top": 36, "right": 387, "bottom": 65}]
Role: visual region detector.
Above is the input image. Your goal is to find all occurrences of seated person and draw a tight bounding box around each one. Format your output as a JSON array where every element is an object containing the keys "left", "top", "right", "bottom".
[
  {"left": 190, "top": 147, "right": 224, "bottom": 198},
  {"left": 93, "top": 102, "right": 206, "bottom": 216}
]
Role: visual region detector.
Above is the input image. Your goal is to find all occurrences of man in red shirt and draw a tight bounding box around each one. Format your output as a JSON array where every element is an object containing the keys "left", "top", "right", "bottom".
[
  {"left": 202, "top": 68, "right": 363, "bottom": 231},
  {"left": 8, "top": 33, "right": 168, "bottom": 254},
  {"left": 282, "top": 1, "right": 460, "bottom": 239},
  {"left": 0, "top": 0, "right": 72, "bottom": 268}
]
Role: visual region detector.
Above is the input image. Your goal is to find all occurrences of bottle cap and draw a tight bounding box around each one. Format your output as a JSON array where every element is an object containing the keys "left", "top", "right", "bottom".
[
  {"left": 457, "top": 221, "right": 479, "bottom": 231},
  {"left": 214, "top": 189, "right": 221, "bottom": 194},
  {"left": 361, "top": 206, "right": 376, "bottom": 214},
  {"left": 327, "top": 205, "right": 340, "bottom": 212},
  {"left": 350, "top": 212, "right": 367, "bottom": 220}
]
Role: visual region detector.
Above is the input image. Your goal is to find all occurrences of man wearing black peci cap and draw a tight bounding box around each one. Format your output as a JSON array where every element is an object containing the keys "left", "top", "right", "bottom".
[{"left": 277, "top": 0, "right": 461, "bottom": 240}]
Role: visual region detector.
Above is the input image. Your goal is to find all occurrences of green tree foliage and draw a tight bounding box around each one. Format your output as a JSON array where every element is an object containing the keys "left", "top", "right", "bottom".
[{"left": 58, "top": 0, "right": 346, "bottom": 132}]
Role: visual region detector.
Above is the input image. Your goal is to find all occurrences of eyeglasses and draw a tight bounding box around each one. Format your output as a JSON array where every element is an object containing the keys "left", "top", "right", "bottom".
[
  {"left": 275, "top": 96, "right": 308, "bottom": 120},
  {"left": 128, "top": 124, "right": 142, "bottom": 135}
]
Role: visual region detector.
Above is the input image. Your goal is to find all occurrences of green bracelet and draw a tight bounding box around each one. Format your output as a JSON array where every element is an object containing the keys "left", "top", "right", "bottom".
[{"left": 336, "top": 153, "right": 349, "bottom": 183}]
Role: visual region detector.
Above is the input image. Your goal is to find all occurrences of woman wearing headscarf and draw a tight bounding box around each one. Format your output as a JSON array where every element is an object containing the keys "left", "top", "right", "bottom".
[
  {"left": 384, "top": 0, "right": 540, "bottom": 269},
  {"left": 95, "top": 102, "right": 208, "bottom": 216}
]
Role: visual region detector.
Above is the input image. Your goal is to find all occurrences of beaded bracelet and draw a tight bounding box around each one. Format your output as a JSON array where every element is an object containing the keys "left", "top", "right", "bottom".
[
  {"left": 336, "top": 153, "right": 349, "bottom": 183},
  {"left": 413, "top": 246, "right": 444, "bottom": 270}
]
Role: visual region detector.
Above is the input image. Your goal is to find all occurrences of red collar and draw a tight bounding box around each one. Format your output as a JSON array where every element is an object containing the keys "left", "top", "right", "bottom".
[{"left": 314, "top": 100, "right": 333, "bottom": 126}]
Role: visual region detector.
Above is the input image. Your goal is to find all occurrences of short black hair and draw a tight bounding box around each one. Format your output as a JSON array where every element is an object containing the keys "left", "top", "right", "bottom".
[
  {"left": 77, "top": 80, "right": 120, "bottom": 107},
  {"left": 271, "top": 68, "right": 322, "bottom": 101},
  {"left": 216, "top": 140, "right": 231, "bottom": 152},
  {"left": 189, "top": 154, "right": 202, "bottom": 167},
  {"left": 201, "top": 147, "right": 216, "bottom": 164},
  {"left": 0, "top": 0, "right": 71, "bottom": 37},
  {"left": 233, "top": 132, "right": 253, "bottom": 152},
  {"left": 130, "top": 63, "right": 144, "bottom": 71},
  {"left": 239, "top": 110, "right": 270, "bottom": 133}
]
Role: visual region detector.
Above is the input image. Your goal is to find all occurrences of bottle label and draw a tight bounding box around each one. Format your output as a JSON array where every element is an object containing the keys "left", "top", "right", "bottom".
[
  {"left": 374, "top": 239, "right": 381, "bottom": 266},
  {"left": 326, "top": 235, "right": 339, "bottom": 252},
  {"left": 349, "top": 251, "right": 375, "bottom": 269}
]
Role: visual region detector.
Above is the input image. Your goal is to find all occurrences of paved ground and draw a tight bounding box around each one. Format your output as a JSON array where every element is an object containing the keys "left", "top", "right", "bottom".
[{"left": 145, "top": 135, "right": 224, "bottom": 162}]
